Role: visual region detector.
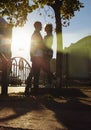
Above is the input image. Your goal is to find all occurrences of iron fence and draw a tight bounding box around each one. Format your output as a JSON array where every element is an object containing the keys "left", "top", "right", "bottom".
[{"left": 9, "top": 57, "right": 31, "bottom": 86}]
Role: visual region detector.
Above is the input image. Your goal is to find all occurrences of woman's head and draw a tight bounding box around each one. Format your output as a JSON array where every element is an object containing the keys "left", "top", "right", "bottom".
[{"left": 45, "top": 24, "right": 53, "bottom": 33}]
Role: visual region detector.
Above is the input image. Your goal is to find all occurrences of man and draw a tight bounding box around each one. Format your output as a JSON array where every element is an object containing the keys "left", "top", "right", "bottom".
[{"left": 25, "top": 21, "right": 45, "bottom": 95}]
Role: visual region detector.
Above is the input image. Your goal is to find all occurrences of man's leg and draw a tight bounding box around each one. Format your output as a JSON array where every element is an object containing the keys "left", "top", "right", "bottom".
[
  {"left": 33, "top": 67, "right": 40, "bottom": 93},
  {"left": 33, "top": 58, "right": 41, "bottom": 93},
  {"left": 25, "top": 70, "right": 33, "bottom": 96}
]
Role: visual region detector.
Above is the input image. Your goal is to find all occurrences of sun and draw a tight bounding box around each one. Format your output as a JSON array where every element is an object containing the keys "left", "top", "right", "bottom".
[
  {"left": 11, "top": 27, "right": 30, "bottom": 58},
  {"left": 12, "top": 27, "right": 26, "bottom": 52}
]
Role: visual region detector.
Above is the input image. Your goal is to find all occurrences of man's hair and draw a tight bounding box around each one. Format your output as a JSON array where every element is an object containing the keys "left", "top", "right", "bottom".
[{"left": 34, "top": 21, "right": 42, "bottom": 29}]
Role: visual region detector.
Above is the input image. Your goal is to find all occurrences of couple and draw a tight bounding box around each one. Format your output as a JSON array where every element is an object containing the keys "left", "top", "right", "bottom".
[{"left": 25, "top": 21, "right": 53, "bottom": 95}]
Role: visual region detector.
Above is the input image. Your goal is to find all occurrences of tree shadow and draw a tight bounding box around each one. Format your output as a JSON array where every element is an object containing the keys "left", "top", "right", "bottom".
[
  {"left": 0, "top": 96, "right": 43, "bottom": 122},
  {"left": 39, "top": 88, "right": 91, "bottom": 130},
  {"left": 0, "top": 88, "right": 91, "bottom": 130}
]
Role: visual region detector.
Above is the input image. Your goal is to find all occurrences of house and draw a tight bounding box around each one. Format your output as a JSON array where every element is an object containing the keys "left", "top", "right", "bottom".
[
  {"left": 0, "top": 17, "right": 12, "bottom": 85},
  {"left": 63, "top": 35, "right": 91, "bottom": 83},
  {"left": 0, "top": 16, "right": 12, "bottom": 59}
]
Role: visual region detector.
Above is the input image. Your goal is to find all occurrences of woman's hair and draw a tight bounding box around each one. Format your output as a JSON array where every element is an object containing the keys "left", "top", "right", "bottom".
[{"left": 45, "top": 24, "right": 53, "bottom": 33}]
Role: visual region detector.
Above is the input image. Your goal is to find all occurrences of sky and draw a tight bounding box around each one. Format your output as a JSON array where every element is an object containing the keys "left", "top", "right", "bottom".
[
  {"left": 12, "top": 0, "right": 91, "bottom": 59},
  {"left": 63, "top": 0, "right": 91, "bottom": 48}
]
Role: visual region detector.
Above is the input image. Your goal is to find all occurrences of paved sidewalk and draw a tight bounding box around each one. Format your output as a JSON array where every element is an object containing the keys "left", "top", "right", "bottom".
[
  {"left": 0, "top": 86, "right": 25, "bottom": 94},
  {"left": 0, "top": 88, "right": 91, "bottom": 130}
]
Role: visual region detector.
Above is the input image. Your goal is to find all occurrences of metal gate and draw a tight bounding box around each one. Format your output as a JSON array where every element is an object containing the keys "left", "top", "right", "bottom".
[{"left": 9, "top": 57, "right": 31, "bottom": 86}]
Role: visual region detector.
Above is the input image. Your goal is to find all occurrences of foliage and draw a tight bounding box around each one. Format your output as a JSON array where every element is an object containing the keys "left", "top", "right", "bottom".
[
  {"left": 35, "top": 0, "right": 84, "bottom": 27},
  {"left": 0, "top": 0, "right": 38, "bottom": 26},
  {"left": 0, "top": 0, "right": 84, "bottom": 27}
]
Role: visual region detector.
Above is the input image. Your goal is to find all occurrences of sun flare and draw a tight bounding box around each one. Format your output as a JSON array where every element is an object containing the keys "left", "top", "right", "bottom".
[
  {"left": 12, "top": 28, "right": 26, "bottom": 51},
  {"left": 11, "top": 27, "right": 30, "bottom": 58}
]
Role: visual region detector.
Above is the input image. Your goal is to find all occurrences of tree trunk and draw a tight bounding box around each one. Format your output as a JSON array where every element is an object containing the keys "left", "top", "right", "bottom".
[
  {"left": 1, "top": 57, "right": 8, "bottom": 95},
  {"left": 0, "top": 52, "right": 11, "bottom": 95},
  {"left": 53, "top": 3, "right": 63, "bottom": 88}
]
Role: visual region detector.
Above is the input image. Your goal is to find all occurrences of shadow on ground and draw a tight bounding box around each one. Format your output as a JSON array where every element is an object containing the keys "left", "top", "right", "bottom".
[{"left": 0, "top": 88, "right": 91, "bottom": 130}]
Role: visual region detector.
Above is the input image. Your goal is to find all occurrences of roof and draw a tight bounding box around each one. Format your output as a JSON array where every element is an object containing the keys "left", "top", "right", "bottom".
[
  {"left": 0, "top": 17, "right": 12, "bottom": 37},
  {"left": 0, "top": 17, "right": 7, "bottom": 25}
]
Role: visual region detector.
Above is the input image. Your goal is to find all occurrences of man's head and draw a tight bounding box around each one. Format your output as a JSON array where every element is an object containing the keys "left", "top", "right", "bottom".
[{"left": 34, "top": 21, "right": 42, "bottom": 31}]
